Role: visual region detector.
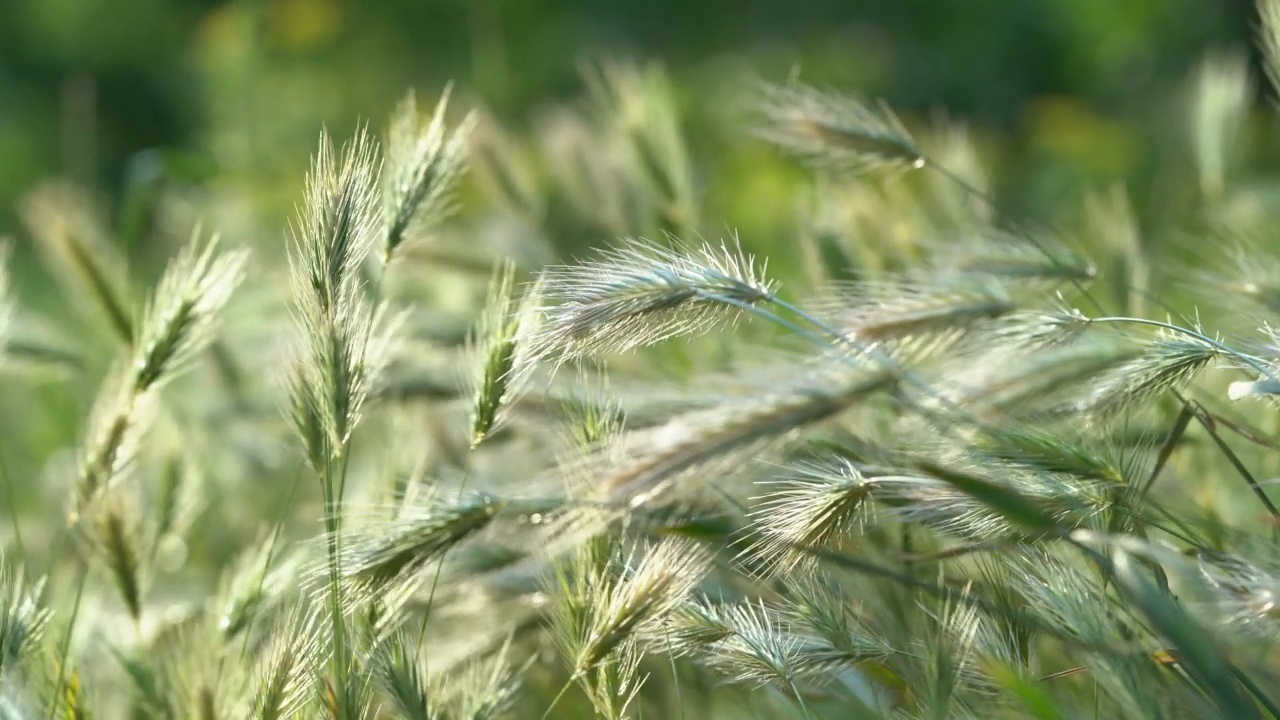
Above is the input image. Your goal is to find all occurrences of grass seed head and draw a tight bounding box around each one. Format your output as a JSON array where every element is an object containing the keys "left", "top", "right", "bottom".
[
  {"left": 72, "top": 367, "right": 152, "bottom": 518},
  {"left": 216, "top": 544, "right": 300, "bottom": 640},
  {"left": 699, "top": 599, "right": 817, "bottom": 689},
  {"left": 341, "top": 491, "right": 504, "bottom": 590},
  {"left": 742, "top": 460, "right": 875, "bottom": 576},
  {"left": 131, "top": 233, "right": 248, "bottom": 394},
  {"left": 754, "top": 81, "right": 924, "bottom": 173},
  {"left": 70, "top": 234, "right": 246, "bottom": 521},
  {"left": 432, "top": 636, "right": 523, "bottom": 720},
  {"left": 468, "top": 261, "right": 541, "bottom": 448},
  {"left": 18, "top": 181, "right": 134, "bottom": 341},
  {"left": 252, "top": 607, "right": 324, "bottom": 720},
  {"left": 384, "top": 84, "right": 477, "bottom": 261},
  {"left": 0, "top": 562, "right": 50, "bottom": 674},
  {"left": 551, "top": 537, "right": 712, "bottom": 679},
  {"left": 369, "top": 631, "right": 431, "bottom": 720},
  {"left": 812, "top": 280, "right": 1015, "bottom": 358},
  {"left": 95, "top": 500, "right": 146, "bottom": 624},
  {"left": 1073, "top": 332, "right": 1221, "bottom": 415},
  {"left": 292, "top": 127, "right": 381, "bottom": 314},
  {"left": 535, "top": 235, "right": 778, "bottom": 362},
  {"left": 932, "top": 231, "right": 1097, "bottom": 286}
]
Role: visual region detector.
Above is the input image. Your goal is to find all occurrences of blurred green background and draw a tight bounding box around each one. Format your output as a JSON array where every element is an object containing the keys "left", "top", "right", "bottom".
[
  {"left": 6, "top": 4, "right": 1280, "bottom": 715},
  {"left": 0, "top": 0, "right": 1263, "bottom": 242}
]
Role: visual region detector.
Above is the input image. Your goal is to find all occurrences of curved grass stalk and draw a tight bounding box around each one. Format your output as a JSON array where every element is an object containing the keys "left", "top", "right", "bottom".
[{"left": 1087, "top": 316, "right": 1275, "bottom": 382}]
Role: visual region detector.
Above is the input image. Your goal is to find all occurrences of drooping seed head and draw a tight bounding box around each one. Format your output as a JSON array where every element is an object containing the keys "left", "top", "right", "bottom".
[
  {"left": 754, "top": 81, "right": 924, "bottom": 173},
  {"left": 534, "top": 236, "right": 778, "bottom": 362},
  {"left": 742, "top": 460, "right": 875, "bottom": 576}
]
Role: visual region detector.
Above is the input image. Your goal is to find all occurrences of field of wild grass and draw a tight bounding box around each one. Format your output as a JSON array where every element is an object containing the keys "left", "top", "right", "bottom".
[{"left": 5, "top": 5, "right": 1280, "bottom": 719}]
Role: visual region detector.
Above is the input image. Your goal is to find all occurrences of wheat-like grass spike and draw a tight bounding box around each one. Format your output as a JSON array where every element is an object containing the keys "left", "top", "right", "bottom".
[
  {"left": 754, "top": 81, "right": 924, "bottom": 173},
  {"left": 535, "top": 235, "right": 777, "bottom": 362},
  {"left": 384, "top": 84, "right": 477, "bottom": 261}
]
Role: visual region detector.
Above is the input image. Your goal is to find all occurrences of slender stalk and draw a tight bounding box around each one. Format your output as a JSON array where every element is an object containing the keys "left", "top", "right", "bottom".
[
  {"left": 664, "top": 623, "right": 684, "bottom": 720},
  {"left": 232, "top": 464, "right": 306, "bottom": 671},
  {"left": 1088, "top": 316, "right": 1275, "bottom": 380},
  {"left": 0, "top": 439, "right": 23, "bottom": 559},
  {"left": 322, "top": 444, "right": 350, "bottom": 696},
  {"left": 45, "top": 563, "right": 87, "bottom": 720},
  {"left": 1194, "top": 401, "right": 1280, "bottom": 451},
  {"left": 415, "top": 454, "right": 476, "bottom": 655},
  {"left": 1231, "top": 665, "right": 1280, "bottom": 719},
  {"left": 1183, "top": 400, "right": 1280, "bottom": 518},
  {"left": 1136, "top": 403, "right": 1194, "bottom": 502},
  {"left": 324, "top": 446, "right": 356, "bottom": 698},
  {"left": 706, "top": 291, "right": 1014, "bottom": 440},
  {"left": 540, "top": 676, "right": 576, "bottom": 720},
  {"left": 787, "top": 678, "right": 815, "bottom": 720}
]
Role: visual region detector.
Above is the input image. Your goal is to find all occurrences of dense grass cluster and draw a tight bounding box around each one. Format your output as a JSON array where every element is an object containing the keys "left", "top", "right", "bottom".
[{"left": 6, "top": 7, "right": 1280, "bottom": 719}]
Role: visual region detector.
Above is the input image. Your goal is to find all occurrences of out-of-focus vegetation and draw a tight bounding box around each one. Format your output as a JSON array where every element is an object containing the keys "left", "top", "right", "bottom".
[
  {"left": 6, "top": 1, "right": 1280, "bottom": 718},
  {"left": 0, "top": 0, "right": 1262, "bottom": 235}
]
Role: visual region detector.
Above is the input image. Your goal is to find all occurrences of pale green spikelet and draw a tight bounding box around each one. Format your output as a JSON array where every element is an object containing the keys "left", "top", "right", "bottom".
[
  {"left": 535, "top": 235, "right": 778, "bottom": 362},
  {"left": 369, "top": 631, "right": 431, "bottom": 720},
  {"left": 742, "top": 460, "right": 876, "bottom": 576},
  {"left": 95, "top": 500, "right": 146, "bottom": 624},
  {"left": 0, "top": 561, "right": 50, "bottom": 675},
  {"left": 1073, "top": 332, "right": 1222, "bottom": 415},
  {"left": 383, "top": 84, "right": 477, "bottom": 261},
  {"left": 467, "top": 261, "right": 540, "bottom": 448},
  {"left": 549, "top": 536, "right": 712, "bottom": 679},
  {"left": 754, "top": 81, "right": 924, "bottom": 173},
  {"left": 130, "top": 232, "right": 249, "bottom": 394},
  {"left": 251, "top": 608, "right": 323, "bottom": 720},
  {"left": 18, "top": 181, "right": 134, "bottom": 342},
  {"left": 70, "top": 232, "right": 247, "bottom": 520}
]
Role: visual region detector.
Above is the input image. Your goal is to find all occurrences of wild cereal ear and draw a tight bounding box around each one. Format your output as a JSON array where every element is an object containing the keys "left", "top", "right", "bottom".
[
  {"left": 383, "top": 85, "right": 476, "bottom": 262},
  {"left": 18, "top": 181, "right": 134, "bottom": 342},
  {"left": 544, "top": 536, "right": 711, "bottom": 718},
  {"left": 741, "top": 459, "right": 874, "bottom": 577},
  {"left": 250, "top": 605, "right": 326, "bottom": 719},
  {"left": 321, "top": 489, "right": 505, "bottom": 623},
  {"left": 0, "top": 560, "right": 52, "bottom": 672},
  {"left": 533, "top": 235, "right": 777, "bottom": 363},
  {"left": 287, "top": 127, "right": 386, "bottom": 470},
  {"left": 466, "top": 259, "right": 540, "bottom": 449},
  {"left": 285, "top": 125, "right": 393, "bottom": 708},
  {"left": 73, "top": 231, "right": 247, "bottom": 519},
  {"left": 291, "top": 128, "right": 381, "bottom": 313},
  {"left": 754, "top": 81, "right": 924, "bottom": 174}
]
